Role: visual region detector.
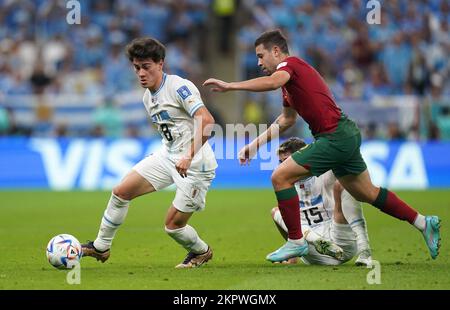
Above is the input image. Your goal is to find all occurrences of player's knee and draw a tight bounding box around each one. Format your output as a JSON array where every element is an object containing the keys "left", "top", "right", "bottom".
[
  {"left": 271, "top": 171, "right": 284, "bottom": 189},
  {"left": 165, "top": 218, "right": 186, "bottom": 230},
  {"left": 112, "top": 186, "right": 133, "bottom": 201},
  {"left": 271, "top": 207, "right": 279, "bottom": 219}
]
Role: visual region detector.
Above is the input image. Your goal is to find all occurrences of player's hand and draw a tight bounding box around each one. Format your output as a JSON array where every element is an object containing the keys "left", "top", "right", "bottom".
[
  {"left": 175, "top": 156, "right": 192, "bottom": 178},
  {"left": 203, "top": 78, "right": 231, "bottom": 92},
  {"left": 238, "top": 144, "right": 257, "bottom": 165}
]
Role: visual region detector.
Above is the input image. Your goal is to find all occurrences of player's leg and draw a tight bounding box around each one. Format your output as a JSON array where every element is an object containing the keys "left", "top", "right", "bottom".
[
  {"left": 270, "top": 207, "right": 300, "bottom": 264},
  {"left": 83, "top": 170, "right": 156, "bottom": 262},
  {"left": 328, "top": 220, "right": 358, "bottom": 264},
  {"left": 83, "top": 151, "right": 172, "bottom": 262},
  {"left": 267, "top": 156, "right": 311, "bottom": 262},
  {"left": 267, "top": 140, "right": 336, "bottom": 262},
  {"left": 334, "top": 181, "right": 372, "bottom": 266},
  {"left": 271, "top": 156, "right": 310, "bottom": 242},
  {"left": 271, "top": 207, "right": 288, "bottom": 240},
  {"left": 331, "top": 182, "right": 348, "bottom": 225},
  {"left": 166, "top": 170, "right": 215, "bottom": 268},
  {"left": 301, "top": 223, "right": 350, "bottom": 266},
  {"left": 319, "top": 183, "right": 357, "bottom": 264},
  {"left": 271, "top": 205, "right": 344, "bottom": 262},
  {"left": 164, "top": 206, "right": 212, "bottom": 268},
  {"left": 338, "top": 169, "right": 441, "bottom": 259},
  {"left": 292, "top": 185, "right": 347, "bottom": 262}
]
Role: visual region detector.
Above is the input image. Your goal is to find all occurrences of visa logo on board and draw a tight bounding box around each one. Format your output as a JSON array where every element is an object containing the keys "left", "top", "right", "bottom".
[{"left": 29, "top": 139, "right": 429, "bottom": 190}]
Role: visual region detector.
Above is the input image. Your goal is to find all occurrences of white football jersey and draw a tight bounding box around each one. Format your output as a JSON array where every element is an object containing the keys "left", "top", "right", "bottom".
[
  {"left": 295, "top": 170, "right": 336, "bottom": 229},
  {"left": 142, "top": 73, "right": 217, "bottom": 172}
]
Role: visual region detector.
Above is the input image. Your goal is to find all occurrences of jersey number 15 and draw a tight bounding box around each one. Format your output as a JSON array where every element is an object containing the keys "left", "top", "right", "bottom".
[{"left": 302, "top": 207, "right": 324, "bottom": 226}]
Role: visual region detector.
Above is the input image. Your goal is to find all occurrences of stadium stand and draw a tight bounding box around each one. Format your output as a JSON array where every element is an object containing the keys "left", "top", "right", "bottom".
[{"left": 0, "top": 0, "right": 448, "bottom": 140}]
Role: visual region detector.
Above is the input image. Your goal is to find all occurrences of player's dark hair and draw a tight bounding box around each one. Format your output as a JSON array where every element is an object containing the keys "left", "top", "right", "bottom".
[
  {"left": 126, "top": 37, "right": 165, "bottom": 62},
  {"left": 254, "top": 29, "right": 289, "bottom": 54},
  {"left": 278, "top": 137, "right": 306, "bottom": 155}
]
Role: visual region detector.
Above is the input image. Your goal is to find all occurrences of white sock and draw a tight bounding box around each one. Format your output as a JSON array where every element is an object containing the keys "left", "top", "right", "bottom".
[
  {"left": 341, "top": 190, "right": 370, "bottom": 252},
  {"left": 303, "top": 229, "right": 322, "bottom": 243},
  {"left": 94, "top": 193, "right": 129, "bottom": 251},
  {"left": 413, "top": 214, "right": 426, "bottom": 231},
  {"left": 165, "top": 225, "right": 208, "bottom": 254},
  {"left": 351, "top": 221, "right": 370, "bottom": 253},
  {"left": 272, "top": 208, "right": 288, "bottom": 232}
]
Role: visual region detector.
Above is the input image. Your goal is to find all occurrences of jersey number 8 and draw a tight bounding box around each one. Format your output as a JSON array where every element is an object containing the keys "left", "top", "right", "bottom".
[{"left": 160, "top": 124, "right": 173, "bottom": 141}]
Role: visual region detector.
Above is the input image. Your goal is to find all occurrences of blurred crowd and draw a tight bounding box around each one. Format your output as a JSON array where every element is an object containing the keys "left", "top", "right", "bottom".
[
  {"left": 0, "top": 0, "right": 449, "bottom": 141},
  {"left": 0, "top": 0, "right": 208, "bottom": 96},
  {"left": 238, "top": 0, "right": 450, "bottom": 140},
  {"left": 0, "top": 0, "right": 210, "bottom": 137}
]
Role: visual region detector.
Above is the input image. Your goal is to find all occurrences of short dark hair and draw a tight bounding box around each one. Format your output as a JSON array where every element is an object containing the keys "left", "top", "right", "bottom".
[
  {"left": 278, "top": 137, "right": 306, "bottom": 155},
  {"left": 126, "top": 37, "right": 165, "bottom": 62},
  {"left": 254, "top": 29, "right": 289, "bottom": 54}
]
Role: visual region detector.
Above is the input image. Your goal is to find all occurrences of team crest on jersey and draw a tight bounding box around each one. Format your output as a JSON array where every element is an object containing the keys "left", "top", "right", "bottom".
[{"left": 177, "top": 86, "right": 192, "bottom": 100}]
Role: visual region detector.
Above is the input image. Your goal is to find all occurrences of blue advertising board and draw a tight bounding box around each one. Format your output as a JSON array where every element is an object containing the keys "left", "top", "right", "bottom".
[{"left": 0, "top": 138, "right": 449, "bottom": 190}]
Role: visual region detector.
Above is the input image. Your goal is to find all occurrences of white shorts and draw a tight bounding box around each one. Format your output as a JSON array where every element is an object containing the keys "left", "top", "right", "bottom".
[
  {"left": 132, "top": 149, "right": 216, "bottom": 213},
  {"left": 301, "top": 221, "right": 357, "bottom": 266}
]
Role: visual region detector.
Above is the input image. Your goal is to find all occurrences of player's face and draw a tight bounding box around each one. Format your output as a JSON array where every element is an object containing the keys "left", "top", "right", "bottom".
[
  {"left": 132, "top": 58, "right": 163, "bottom": 90},
  {"left": 255, "top": 44, "right": 278, "bottom": 75},
  {"left": 278, "top": 152, "right": 291, "bottom": 164}
]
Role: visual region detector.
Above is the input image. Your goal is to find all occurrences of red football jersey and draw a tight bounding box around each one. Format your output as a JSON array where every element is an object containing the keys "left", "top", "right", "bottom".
[{"left": 276, "top": 56, "right": 342, "bottom": 136}]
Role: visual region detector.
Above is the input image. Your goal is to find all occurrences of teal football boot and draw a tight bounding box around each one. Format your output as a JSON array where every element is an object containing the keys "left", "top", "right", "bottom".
[
  {"left": 266, "top": 239, "right": 309, "bottom": 262},
  {"left": 422, "top": 216, "right": 441, "bottom": 259}
]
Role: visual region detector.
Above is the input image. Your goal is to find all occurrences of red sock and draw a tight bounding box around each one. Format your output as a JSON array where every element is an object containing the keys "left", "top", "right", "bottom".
[
  {"left": 373, "top": 188, "right": 418, "bottom": 224},
  {"left": 276, "top": 187, "right": 302, "bottom": 240}
]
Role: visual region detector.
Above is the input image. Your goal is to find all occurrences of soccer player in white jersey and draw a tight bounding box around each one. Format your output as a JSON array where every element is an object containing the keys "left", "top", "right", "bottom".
[
  {"left": 81, "top": 37, "right": 218, "bottom": 268},
  {"left": 271, "top": 138, "right": 373, "bottom": 266}
]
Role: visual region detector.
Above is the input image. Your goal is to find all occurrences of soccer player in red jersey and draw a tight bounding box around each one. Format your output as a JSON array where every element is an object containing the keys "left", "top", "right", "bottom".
[{"left": 204, "top": 30, "right": 441, "bottom": 262}]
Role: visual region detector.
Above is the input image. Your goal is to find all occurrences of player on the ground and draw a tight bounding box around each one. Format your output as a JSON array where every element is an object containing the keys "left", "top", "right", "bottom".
[
  {"left": 82, "top": 37, "right": 217, "bottom": 268},
  {"left": 271, "top": 137, "right": 372, "bottom": 266},
  {"left": 203, "top": 29, "right": 441, "bottom": 262}
]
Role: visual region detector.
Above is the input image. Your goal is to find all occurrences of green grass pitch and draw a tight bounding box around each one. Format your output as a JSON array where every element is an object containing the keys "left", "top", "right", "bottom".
[{"left": 0, "top": 190, "right": 448, "bottom": 290}]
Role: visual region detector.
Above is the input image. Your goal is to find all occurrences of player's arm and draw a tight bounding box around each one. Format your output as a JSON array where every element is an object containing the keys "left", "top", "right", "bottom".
[
  {"left": 188, "top": 106, "right": 215, "bottom": 159},
  {"left": 203, "top": 71, "right": 291, "bottom": 93},
  {"left": 175, "top": 106, "right": 214, "bottom": 177},
  {"left": 239, "top": 106, "right": 297, "bottom": 165}
]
